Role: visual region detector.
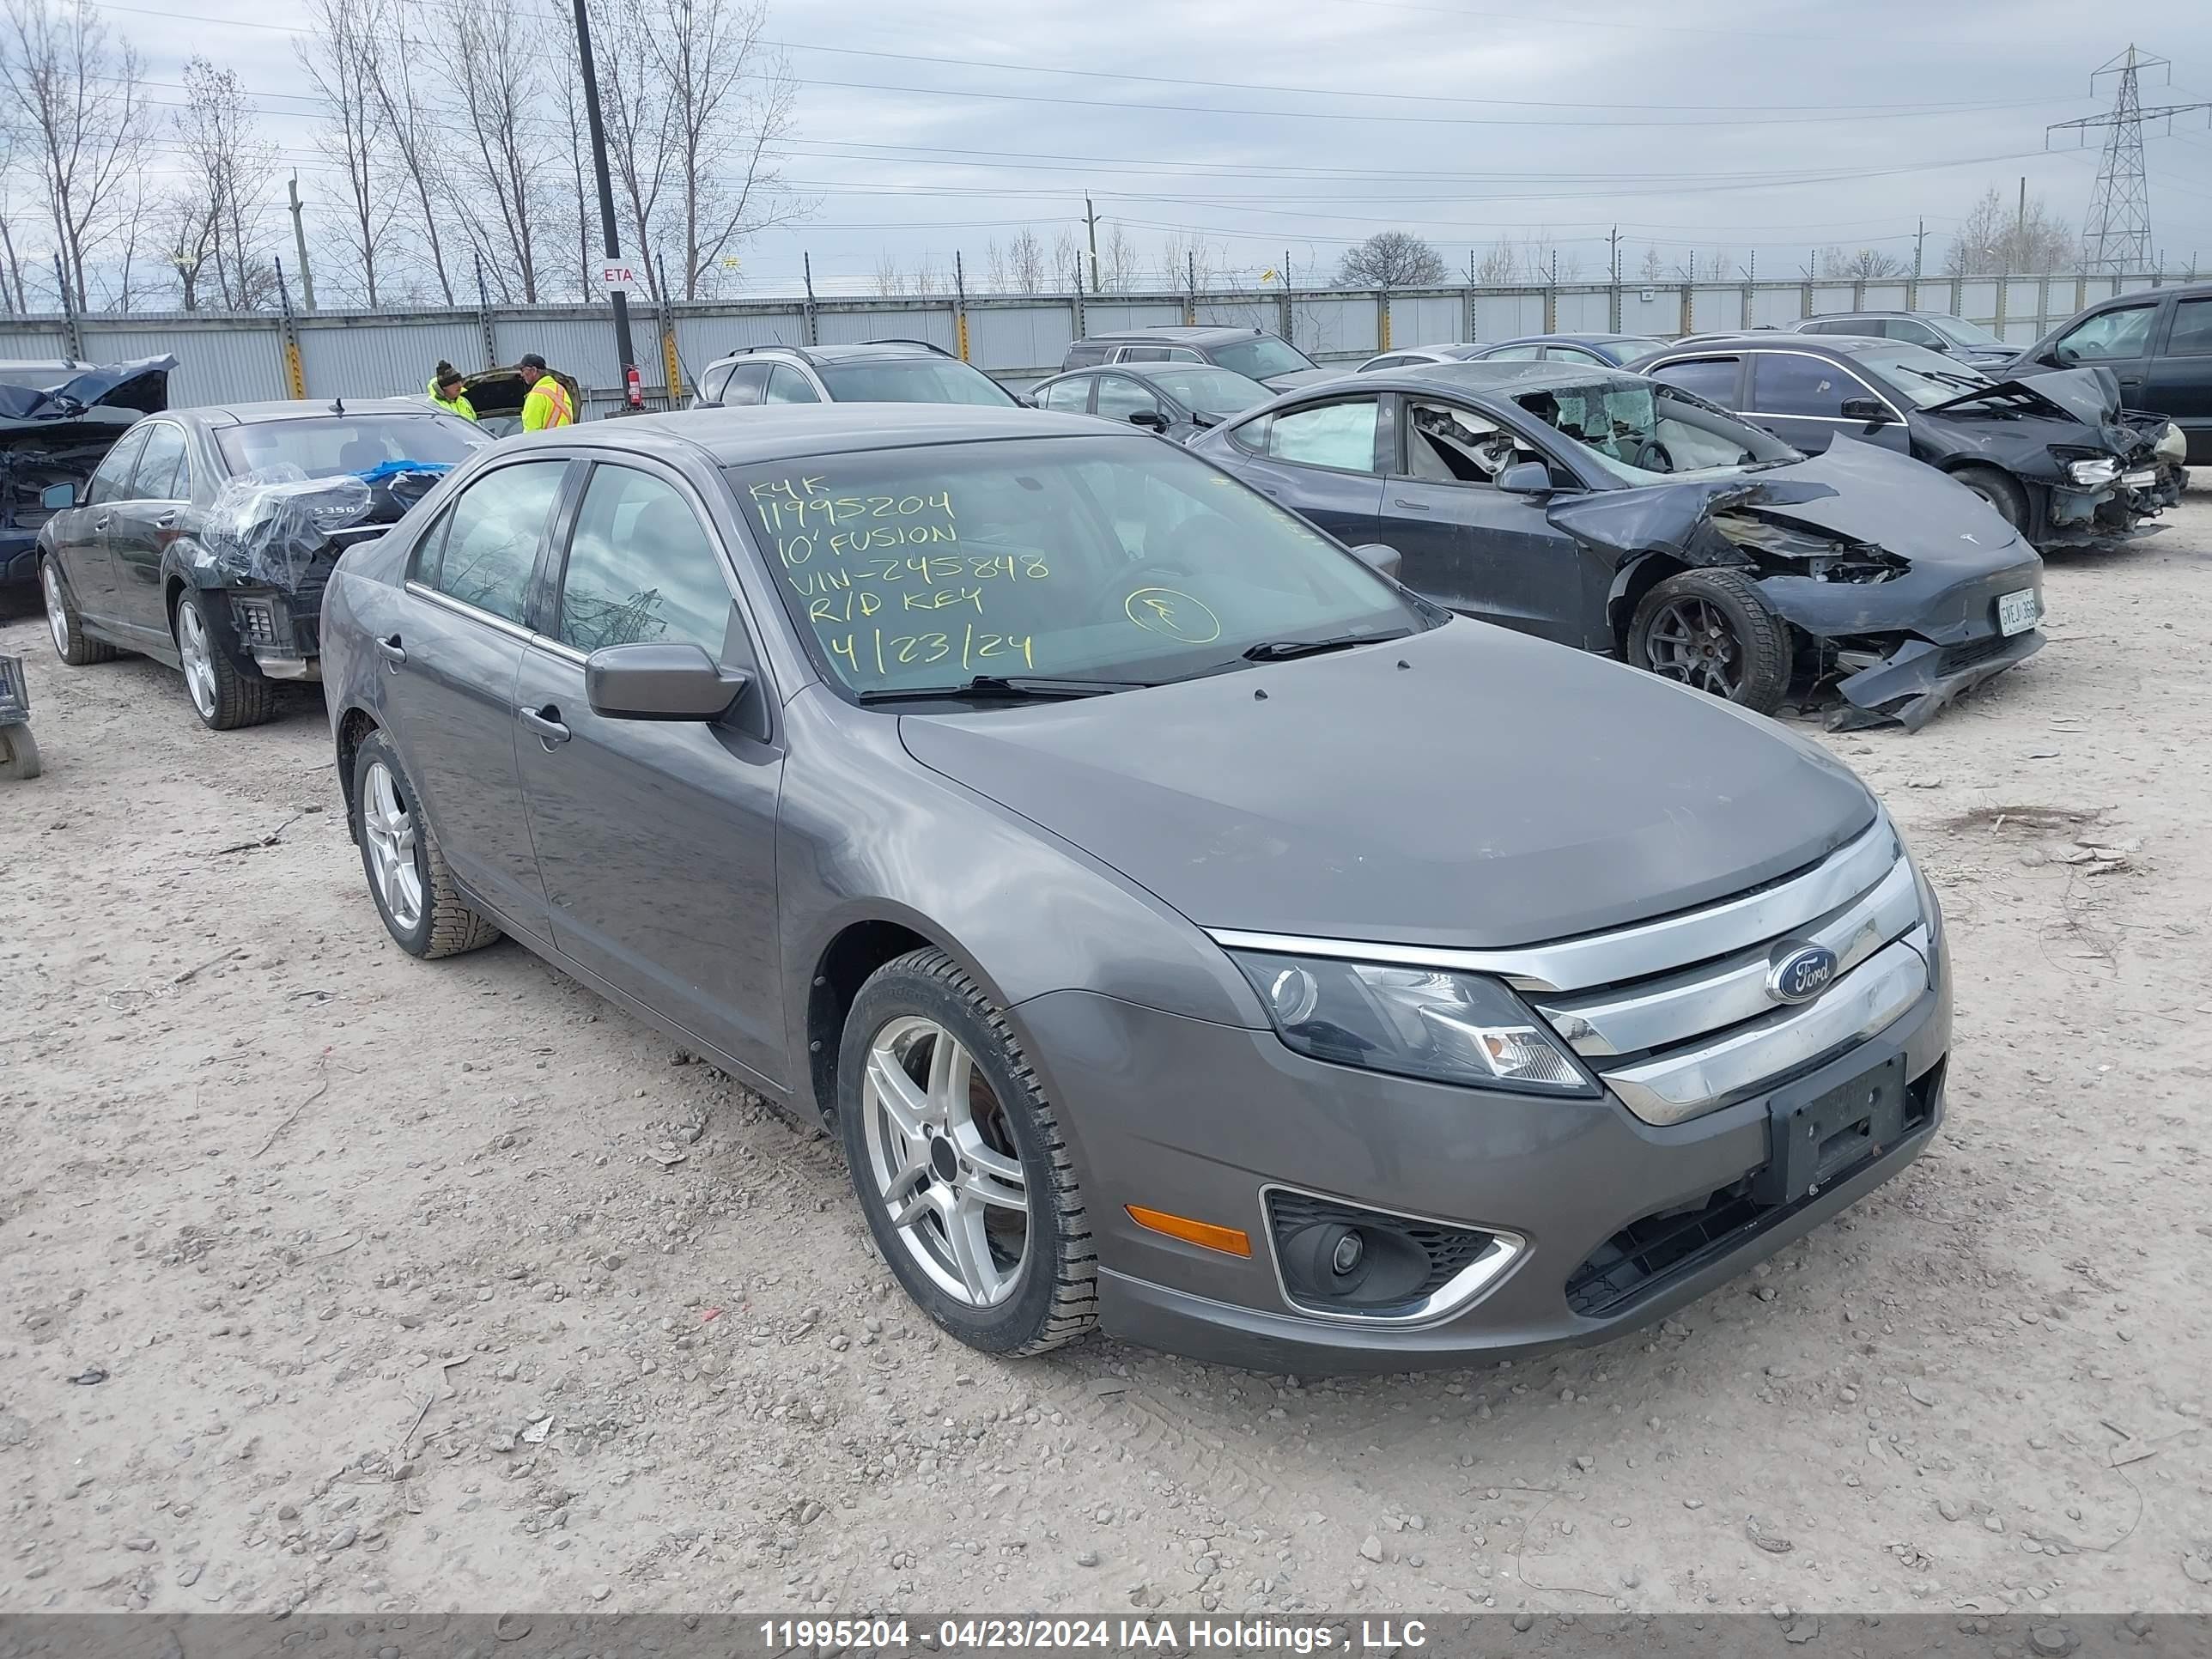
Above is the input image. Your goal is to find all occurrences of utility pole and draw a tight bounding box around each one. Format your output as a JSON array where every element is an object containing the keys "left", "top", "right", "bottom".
[
  {"left": 1084, "top": 196, "right": 1100, "bottom": 292},
  {"left": 568, "top": 0, "right": 642, "bottom": 409},
  {"left": 288, "top": 175, "right": 315, "bottom": 313},
  {"left": 2016, "top": 175, "right": 2027, "bottom": 246},
  {"left": 2049, "top": 44, "right": 2212, "bottom": 274},
  {"left": 1912, "top": 220, "right": 1927, "bottom": 278}
]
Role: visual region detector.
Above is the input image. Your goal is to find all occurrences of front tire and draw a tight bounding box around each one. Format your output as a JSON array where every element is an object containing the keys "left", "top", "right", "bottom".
[
  {"left": 41, "top": 555, "right": 116, "bottom": 666},
  {"left": 837, "top": 948, "right": 1097, "bottom": 1356},
  {"left": 349, "top": 729, "right": 501, "bottom": 958},
  {"left": 173, "top": 589, "right": 276, "bottom": 731},
  {"left": 1953, "top": 465, "right": 2028, "bottom": 532},
  {"left": 1629, "top": 568, "right": 1792, "bottom": 714}
]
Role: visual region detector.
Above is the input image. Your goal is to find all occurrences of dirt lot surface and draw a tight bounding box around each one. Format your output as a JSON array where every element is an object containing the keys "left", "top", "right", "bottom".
[{"left": 4, "top": 489, "right": 2211, "bottom": 1628}]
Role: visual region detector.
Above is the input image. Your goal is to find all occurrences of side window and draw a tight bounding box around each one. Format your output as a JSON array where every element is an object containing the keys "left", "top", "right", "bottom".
[
  {"left": 86, "top": 428, "right": 149, "bottom": 505},
  {"left": 1751, "top": 353, "right": 1849, "bottom": 417},
  {"left": 424, "top": 459, "right": 567, "bottom": 624},
  {"left": 1402, "top": 400, "right": 1525, "bottom": 485},
  {"left": 1647, "top": 356, "right": 1741, "bottom": 404},
  {"left": 700, "top": 363, "right": 737, "bottom": 404},
  {"left": 131, "top": 423, "right": 189, "bottom": 500},
  {"left": 720, "top": 362, "right": 771, "bottom": 406},
  {"left": 1117, "top": 346, "right": 1172, "bottom": 362},
  {"left": 1094, "top": 374, "right": 1160, "bottom": 421},
  {"left": 1255, "top": 399, "right": 1381, "bottom": 471},
  {"left": 2059, "top": 303, "right": 2155, "bottom": 362},
  {"left": 557, "top": 465, "right": 740, "bottom": 659},
  {"left": 1365, "top": 355, "right": 1412, "bottom": 371},
  {"left": 1037, "top": 377, "right": 1092, "bottom": 413},
  {"left": 1891, "top": 319, "right": 1942, "bottom": 347},
  {"left": 1484, "top": 343, "right": 1543, "bottom": 362},
  {"left": 1544, "top": 344, "right": 1601, "bottom": 364},
  {"left": 763, "top": 364, "right": 820, "bottom": 404},
  {"left": 2165, "top": 297, "right": 2212, "bottom": 356}
]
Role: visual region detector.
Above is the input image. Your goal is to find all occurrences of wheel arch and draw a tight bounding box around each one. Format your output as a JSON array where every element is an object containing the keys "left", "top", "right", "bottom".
[
  {"left": 804, "top": 912, "right": 969, "bottom": 1127},
  {"left": 334, "top": 704, "right": 381, "bottom": 830},
  {"left": 1607, "top": 550, "right": 1691, "bottom": 653}
]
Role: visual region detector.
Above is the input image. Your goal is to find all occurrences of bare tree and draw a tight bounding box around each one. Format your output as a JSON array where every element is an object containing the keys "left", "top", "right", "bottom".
[
  {"left": 172, "top": 58, "right": 278, "bottom": 309},
  {"left": 1006, "top": 226, "right": 1048, "bottom": 294},
  {"left": 1097, "top": 221, "right": 1140, "bottom": 293},
  {"left": 872, "top": 247, "right": 903, "bottom": 296},
  {"left": 1158, "top": 229, "right": 1227, "bottom": 291},
  {"left": 586, "top": 0, "right": 672, "bottom": 299},
  {"left": 154, "top": 187, "right": 216, "bottom": 310},
  {"left": 296, "top": 0, "right": 390, "bottom": 305},
  {"left": 544, "top": 22, "right": 594, "bottom": 302},
  {"left": 0, "top": 123, "right": 33, "bottom": 312},
  {"left": 1817, "top": 245, "right": 1907, "bottom": 280},
  {"left": 361, "top": 0, "right": 453, "bottom": 304},
  {"left": 1475, "top": 236, "right": 1522, "bottom": 285},
  {"left": 1335, "top": 229, "right": 1449, "bottom": 289},
  {"left": 428, "top": 1, "right": 554, "bottom": 302},
  {"left": 0, "top": 0, "right": 152, "bottom": 309},
  {"left": 1636, "top": 246, "right": 1665, "bottom": 283},
  {"left": 1945, "top": 185, "right": 2072, "bottom": 275}
]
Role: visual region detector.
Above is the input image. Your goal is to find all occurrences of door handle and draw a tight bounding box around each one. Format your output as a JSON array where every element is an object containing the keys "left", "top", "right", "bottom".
[
  {"left": 94, "top": 514, "right": 112, "bottom": 532},
  {"left": 518, "top": 705, "right": 570, "bottom": 744},
  {"left": 374, "top": 634, "right": 406, "bottom": 665},
  {"left": 1390, "top": 497, "right": 1433, "bottom": 512},
  {"left": 155, "top": 508, "right": 179, "bottom": 528}
]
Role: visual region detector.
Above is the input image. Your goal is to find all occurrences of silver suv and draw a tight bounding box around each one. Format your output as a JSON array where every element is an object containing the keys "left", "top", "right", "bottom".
[{"left": 690, "top": 340, "right": 1018, "bottom": 410}]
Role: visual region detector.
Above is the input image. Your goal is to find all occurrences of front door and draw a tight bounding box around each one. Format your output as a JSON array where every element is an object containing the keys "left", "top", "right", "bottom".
[
  {"left": 1385, "top": 396, "right": 1589, "bottom": 644},
  {"left": 514, "top": 459, "right": 787, "bottom": 1087},
  {"left": 106, "top": 419, "right": 193, "bottom": 638},
  {"left": 2051, "top": 298, "right": 2160, "bottom": 400},
  {"left": 1744, "top": 350, "right": 1909, "bottom": 456},
  {"left": 386, "top": 455, "right": 572, "bottom": 940}
]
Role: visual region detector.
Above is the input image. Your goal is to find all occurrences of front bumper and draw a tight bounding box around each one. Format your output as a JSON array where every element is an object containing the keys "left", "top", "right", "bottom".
[
  {"left": 1016, "top": 957, "right": 1949, "bottom": 1373},
  {"left": 1, "top": 536, "right": 39, "bottom": 586},
  {"left": 1831, "top": 627, "right": 2043, "bottom": 732}
]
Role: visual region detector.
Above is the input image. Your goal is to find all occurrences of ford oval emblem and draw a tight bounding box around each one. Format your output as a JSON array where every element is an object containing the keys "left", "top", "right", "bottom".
[{"left": 1766, "top": 942, "right": 1838, "bottom": 1006}]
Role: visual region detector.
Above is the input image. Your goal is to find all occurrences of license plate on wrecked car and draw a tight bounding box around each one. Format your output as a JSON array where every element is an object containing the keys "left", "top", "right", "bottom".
[
  {"left": 2124, "top": 469, "right": 2158, "bottom": 488},
  {"left": 1997, "top": 589, "right": 2040, "bottom": 636}
]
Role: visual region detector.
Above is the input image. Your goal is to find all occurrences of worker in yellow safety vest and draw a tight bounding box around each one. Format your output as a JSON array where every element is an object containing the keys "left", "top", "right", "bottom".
[
  {"left": 518, "top": 354, "right": 574, "bottom": 431},
  {"left": 427, "top": 361, "right": 476, "bottom": 420}
]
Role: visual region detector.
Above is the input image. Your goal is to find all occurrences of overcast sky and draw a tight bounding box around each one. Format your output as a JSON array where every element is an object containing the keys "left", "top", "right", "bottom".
[{"left": 115, "top": 0, "right": 2212, "bottom": 294}]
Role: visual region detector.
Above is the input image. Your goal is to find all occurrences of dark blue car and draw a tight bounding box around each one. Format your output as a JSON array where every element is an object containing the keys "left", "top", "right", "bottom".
[{"left": 1467, "top": 334, "right": 1670, "bottom": 368}]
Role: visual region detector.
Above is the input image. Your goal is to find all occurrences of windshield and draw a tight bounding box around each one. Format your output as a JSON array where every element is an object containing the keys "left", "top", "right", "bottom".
[
  {"left": 817, "top": 359, "right": 1016, "bottom": 406},
  {"left": 1923, "top": 314, "right": 2004, "bottom": 349},
  {"left": 1144, "top": 366, "right": 1273, "bottom": 419},
  {"left": 1837, "top": 341, "right": 1991, "bottom": 408},
  {"left": 216, "top": 413, "right": 486, "bottom": 478},
  {"left": 730, "top": 434, "right": 1426, "bottom": 699},
  {"left": 1513, "top": 378, "right": 1798, "bottom": 483},
  {"left": 1212, "top": 336, "right": 1318, "bottom": 380}
]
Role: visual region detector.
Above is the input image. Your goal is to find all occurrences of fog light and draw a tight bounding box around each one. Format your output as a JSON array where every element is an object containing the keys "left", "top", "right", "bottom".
[{"left": 1330, "top": 1231, "right": 1364, "bottom": 1275}]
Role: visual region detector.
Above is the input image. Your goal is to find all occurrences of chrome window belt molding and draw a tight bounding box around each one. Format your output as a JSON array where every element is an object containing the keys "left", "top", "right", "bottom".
[{"left": 1209, "top": 816, "right": 1933, "bottom": 1127}]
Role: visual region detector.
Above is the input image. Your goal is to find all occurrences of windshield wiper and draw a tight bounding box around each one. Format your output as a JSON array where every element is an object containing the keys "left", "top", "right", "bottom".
[
  {"left": 854, "top": 674, "right": 1143, "bottom": 705},
  {"left": 1241, "top": 630, "right": 1407, "bottom": 663}
]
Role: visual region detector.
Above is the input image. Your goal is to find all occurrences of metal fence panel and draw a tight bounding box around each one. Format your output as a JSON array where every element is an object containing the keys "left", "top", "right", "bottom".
[
  {"left": 1956, "top": 280, "right": 1999, "bottom": 325},
  {"left": 1192, "top": 298, "right": 1276, "bottom": 336},
  {"left": 1390, "top": 295, "right": 1464, "bottom": 347},
  {"left": 1074, "top": 301, "right": 1187, "bottom": 334},
  {"left": 1862, "top": 283, "right": 1911, "bottom": 310},
  {"left": 491, "top": 312, "right": 622, "bottom": 393},
  {"left": 676, "top": 308, "right": 810, "bottom": 367},
  {"left": 965, "top": 303, "right": 1074, "bottom": 372},
  {"left": 1472, "top": 292, "right": 1547, "bottom": 340},
  {"left": 0, "top": 321, "right": 71, "bottom": 358},
  {"left": 1299, "top": 294, "right": 1379, "bottom": 359},
  {"left": 300, "top": 315, "right": 487, "bottom": 401},
  {"left": 2118, "top": 275, "right": 2158, "bottom": 293},
  {"left": 1620, "top": 289, "right": 1683, "bottom": 337},
  {"left": 82, "top": 320, "right": 288, "bottom": 404},
  {"left": 815, "top": 301, "right": 960, "bottom": 350},
  {"left": 1553, "top": 289, "right": 1613, "bottom": 332},
  {"left": 1686, "top": 287, "right": 1745, "bottom": 332}
]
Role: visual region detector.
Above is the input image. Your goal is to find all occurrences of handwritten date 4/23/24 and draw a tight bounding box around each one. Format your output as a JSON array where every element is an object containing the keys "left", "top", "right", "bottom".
[{"left": 829, "top": 626, "right": 1036, "bottom": 679}]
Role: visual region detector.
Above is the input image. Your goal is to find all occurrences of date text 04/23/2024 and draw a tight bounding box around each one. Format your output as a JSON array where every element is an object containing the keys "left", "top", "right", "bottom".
[{"left": 756, "top": 1618, "right": 1428, "bottom": 1651}]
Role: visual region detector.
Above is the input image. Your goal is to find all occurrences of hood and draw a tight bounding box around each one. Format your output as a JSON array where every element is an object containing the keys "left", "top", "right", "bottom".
[
  {"left": 897, "top": 620, "right": 1876, "bottom": 950},
  {"left": 1261, "top": 367, "right": 1344, "bottom": 390},
  {"left": 1923, "top": 364, "right": 2117, "bottom": 425},
  {"left": 0, "top": 356, "right": 173, "bottom": 423}
]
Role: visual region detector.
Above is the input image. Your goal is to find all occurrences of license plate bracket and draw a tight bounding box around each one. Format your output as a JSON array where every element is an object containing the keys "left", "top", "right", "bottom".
[{"left": 1752, "top": 1052, "right": 1906, "bottom": 1208}]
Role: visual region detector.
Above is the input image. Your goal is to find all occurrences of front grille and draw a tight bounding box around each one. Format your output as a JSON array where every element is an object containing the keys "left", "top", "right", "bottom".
[
  {"left": 1267, "top": 1191, "right": 1492, "bottom": 1302},
  {"left": 1565, "top": 1066, "right": 1939, "bottom": 1318},
  {"left": 1940, "top": 635, "right": 2008, "bottom": 674}
]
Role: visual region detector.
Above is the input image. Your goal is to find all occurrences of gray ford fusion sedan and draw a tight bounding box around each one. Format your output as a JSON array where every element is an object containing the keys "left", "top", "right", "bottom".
[{"left": 321, "top": 404, "right": 1950, "bottom": 1371}]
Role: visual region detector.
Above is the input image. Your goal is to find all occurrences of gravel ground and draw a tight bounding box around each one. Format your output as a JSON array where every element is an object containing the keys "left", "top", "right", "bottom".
[{"left": 3, "top": 488, "right": 2210, "bottom": 1626}]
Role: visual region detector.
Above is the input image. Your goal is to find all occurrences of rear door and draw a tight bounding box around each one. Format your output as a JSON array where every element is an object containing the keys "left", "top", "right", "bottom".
[
  {"left": 1218, "top": 393, "right": 1387, "bottom": 544},
  {"left": 2143, "top": 294, "right": 2212, "bottom": 461},
  {"left": 514, "top": 457, "right": 787, "bottom": 1085},
  {"left": 1644, "top": 354, "right": 1747, "bottom": 410},
  {"left": 106, "top": 419, "right": 192, "bottom": 637},
  {"left": 1383, "top": 394, "right": 1591, "bottom": 644},
  {"left": 388, "top": 454, "right": 574, "bottom": 940}
]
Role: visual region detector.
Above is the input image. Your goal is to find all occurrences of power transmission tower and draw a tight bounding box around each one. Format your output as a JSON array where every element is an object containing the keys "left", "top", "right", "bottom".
[{"left": 2048, "top": 45, "right": 2211, "bottom": 275}]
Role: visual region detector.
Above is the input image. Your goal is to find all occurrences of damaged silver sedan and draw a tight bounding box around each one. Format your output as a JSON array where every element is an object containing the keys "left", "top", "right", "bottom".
[{"left": 1189, "top": 362, "right": 2045, "bottom": 731}]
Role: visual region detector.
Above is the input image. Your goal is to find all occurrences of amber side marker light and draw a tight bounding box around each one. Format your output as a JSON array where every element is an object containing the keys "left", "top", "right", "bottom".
[{"left": 1126, "top": 1205, "right": 1252, "bottom": 1257}]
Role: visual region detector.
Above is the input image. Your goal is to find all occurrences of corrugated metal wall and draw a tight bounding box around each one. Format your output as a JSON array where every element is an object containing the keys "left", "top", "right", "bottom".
[{"left": 5, "top": 270, "right": 2185, "bottom": 410}]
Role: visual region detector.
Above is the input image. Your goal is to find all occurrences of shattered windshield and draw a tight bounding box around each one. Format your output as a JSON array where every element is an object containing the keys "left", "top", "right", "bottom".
[
  {"left": 1512, "top": 378, "right": 1798, "bottom": 484},
  {"left": 1838, "top": 342, "right": 1992, "bottom": 408}
]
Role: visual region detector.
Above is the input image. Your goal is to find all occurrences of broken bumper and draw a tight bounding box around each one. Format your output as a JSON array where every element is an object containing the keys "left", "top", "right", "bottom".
[
  {"left": 216, "top": 585, "right": 322, "bottom": 683},
  {"left": 1830, "top": 628, "right": 2043, "bottom": 732}
]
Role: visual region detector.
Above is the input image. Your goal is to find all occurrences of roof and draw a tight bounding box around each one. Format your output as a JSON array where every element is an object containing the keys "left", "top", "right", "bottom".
[
  {"left": 552, "top": 403, "right": 1107, "bottom": 467},
  {"left": 181, "top": 397, "right": 442, "bottom": 427},
  {"left": 1634, "top": 334, "right": 1850, "bottom": 356},
  {"left": 705, "top": 340, "right": 956, "bottom": 366},
  {"left": 1038, "top": 360, "right": 1255, "bottom": 382},
  {"left": 1796, "top": 309, "right": 1961, "bottom": 322},
  {"left": 1075, "top": 326, "right": 1265, "bottom": 344},
  {"left": 1493, "top": 333, "right": 1660, "bottom": 347}
]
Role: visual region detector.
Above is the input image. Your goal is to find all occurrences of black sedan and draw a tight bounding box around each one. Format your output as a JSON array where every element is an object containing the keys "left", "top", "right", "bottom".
[
  {"left": 1188, "top": 361, "right": 2047, "bottom": 731},
  {"left": 1628, "top": 333, "right": 2181, "bottom": 546},
  {"left": 35, "top": 398, "right": 485, "bottom": 728},
  {"left": 1028, "top": 361, "right": 1273, "bottom": 441}
]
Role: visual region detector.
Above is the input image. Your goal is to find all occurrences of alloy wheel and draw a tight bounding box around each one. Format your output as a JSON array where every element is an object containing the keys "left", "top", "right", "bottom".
[
  {"left": 361, "top": 760, "right": 424, "bottom": 933},
  {"left": 176, "top": 600, "right": 217, "bottom": 719},
  {"left": 860, "top": 1015, "right": 1030, "bottom": 1307},
  {"left": 1644, "top": 596, "right": 1744, "bottom": 699},
  {"left": 41, "top": 562, "right": 68, "bottom": 658}
]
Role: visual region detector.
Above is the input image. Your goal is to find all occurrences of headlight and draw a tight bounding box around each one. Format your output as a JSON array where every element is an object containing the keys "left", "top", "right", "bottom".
[
  {"left": 1227, "top": 949, "right": 1598, "bottom": 1096},
  {"left": 2065, "top": 457, "right": 2120, "bottom": 488},
  {"left": 2155, "top": 422, "right": 2186, "bottom": 465}
]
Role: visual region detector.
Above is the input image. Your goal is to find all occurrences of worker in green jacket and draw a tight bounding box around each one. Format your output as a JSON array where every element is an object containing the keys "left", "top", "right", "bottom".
[{"left": 428, "top": 362, "right": 477, "bottom": 421}]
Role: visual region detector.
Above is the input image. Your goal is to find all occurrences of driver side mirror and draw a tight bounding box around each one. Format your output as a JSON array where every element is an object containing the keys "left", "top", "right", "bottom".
[
  {"left": 1495, "top": 460, "right": 1553, "bottom": 495},
  {"left": 1839, "top": 397, "right": 1894, "bottom": 426},
  {"left": 1128, "top": 408, "right": 1170, "bottom": 432},
  {"left": 586, "top": 641, "right": 751, "bottom": 722},
  {"left": 1348, "top": 542, "right": 1402, "bottom": 581},
  {"left": 2051, "top": 343, "right": 2080, "bottom": 368},
  {"left": 40, "top": 482, "right": 76, "bottom": 511}
]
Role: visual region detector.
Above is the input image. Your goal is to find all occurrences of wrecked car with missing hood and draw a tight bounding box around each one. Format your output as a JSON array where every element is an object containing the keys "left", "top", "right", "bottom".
[
  {"left": 0, "top": 355, "right": 175, "bottom": 592},
  {"left": 1629, "top": 333, "right": 2183, "bottom": 549},
  {"left": 1188, "top": 361, "right": 2045, "bottom": 731},
  {"left": 35, "top": 398, "right": 486, "bottom": 730}
]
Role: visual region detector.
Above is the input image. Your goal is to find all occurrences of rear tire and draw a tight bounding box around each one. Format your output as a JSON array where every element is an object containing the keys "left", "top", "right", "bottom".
[
  {"left": 837, "top": 948, "right": 1097, "bottom": 1357},
  {"left": 173, "top": 589, "right": 278, "bottom": 731},
  {"left": 1953, "top": 465, "right": 2028, "bottom": 532},
  {"left": 41, "top": 555, "right": 116, "bottom": 666},
  {"left": 1628, "top": 568, "right": 1792, "bottom": 715},
  {"left": 349, "top": 728, "right": 501, "bottom": 959},
  {"left": 0, "top": 722, "right": 40, "bottom": 780}
]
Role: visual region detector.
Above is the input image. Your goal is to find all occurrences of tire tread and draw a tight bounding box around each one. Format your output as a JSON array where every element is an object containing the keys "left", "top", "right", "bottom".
[{"left": 1631, "top": 566, "right": 1792, "bottom": 715}]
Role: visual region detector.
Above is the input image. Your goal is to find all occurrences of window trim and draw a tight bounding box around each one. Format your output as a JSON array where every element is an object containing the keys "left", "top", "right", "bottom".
[
  {"left": 2057, "top": 299, "right": 2160, "bottom": 363},
  {"left": 1111, "top": 343, "right": 1205, "bottom": 364},
  {"left": 1091, "top": 372, "right": 1164, "bottom": 422},
  {"left": 2157, "top": 295, "right": 2211, "bottom": 358},
  {"left": 127, "top": 418, "right": 192, "bottom": 502},
  {"left": 1639, "top": 353, "right": 1747, "bottom": 408},
  {"left": 1036, "top": 373, "right": 1098, "bottom": 415},
  {"left": 764, "top": 362, "right": 823, "bottom": 405},
  {"left": 404, "top": 453, "right": 575, "bottom": 632},
  {"left": 87, "top": 426, "right": 150, "bottom": 506},
  {"left": 1727, "top": 349, "right": 1905, "bottom": 426}
]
